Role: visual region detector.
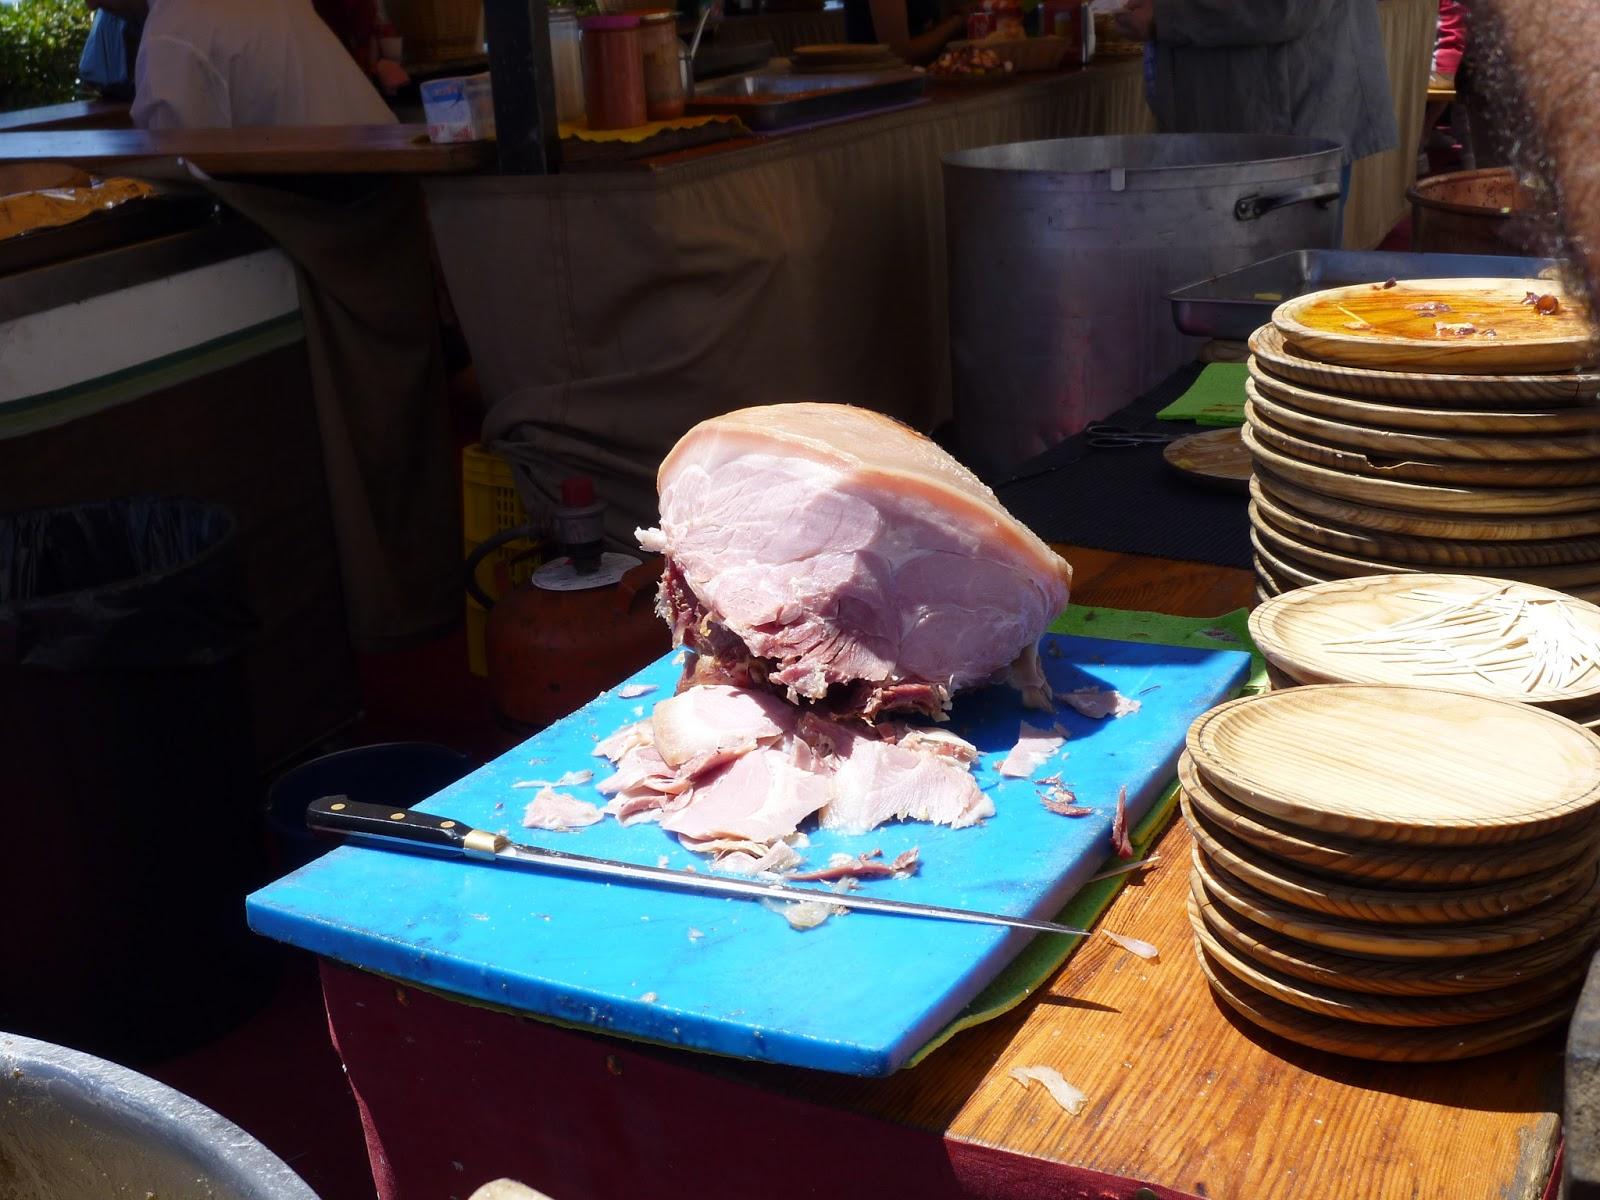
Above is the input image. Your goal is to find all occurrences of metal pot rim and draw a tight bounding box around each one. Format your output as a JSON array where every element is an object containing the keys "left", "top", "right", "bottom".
[
  {"left": 942, "top": 133, "right": 1344, "bottom": 181},
  {"left": 0, "top": 1031, "right": 320, "bottom": 1200}
]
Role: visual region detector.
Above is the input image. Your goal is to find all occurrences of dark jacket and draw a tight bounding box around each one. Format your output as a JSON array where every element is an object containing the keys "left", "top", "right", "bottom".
[{"left": 1149, "top": 0, "right": 1400, "bottom": 162}]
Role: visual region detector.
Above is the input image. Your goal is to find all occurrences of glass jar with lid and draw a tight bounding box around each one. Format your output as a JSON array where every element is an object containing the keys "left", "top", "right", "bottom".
[
  {"left": 580, "top": 14, "right": 648, "bottom": 130},
  {"left": 548, "top": 6, "right": 585, "bottom": 125},
  {"left": 637, "top": 11, "right": 687, "bottom": 122}
]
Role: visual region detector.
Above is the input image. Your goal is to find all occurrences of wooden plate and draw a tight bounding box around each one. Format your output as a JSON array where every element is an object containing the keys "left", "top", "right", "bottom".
[
  {"left": 1245, "top": 377, "right": 1600, "bottom": 461},
  {"left": 791, "top": 42, "right": 892, "bottom": 59},
  {"left": 790, "top": 58, "right": 902, "bottom": 72},
  {"left": 1249, "top": 324, "right": 1600, "bottom": 404},
  {"left": 1177, "top": 752, "right": 1594, "bottom": 884},
  {"left": 1248, "top": 477, "right": 1600, "bottom": 569},
  {"left": 1185, "top": 684, "right": 1600, "bottom": 846},
  {"left": 1189, "top": 868, "right": 1600, "bottom": 995},
  {"left": 1250, "top": 531, "right": 1326, "bottom": 591},
  {"left": 1187, "top": 893, "right": 1591, "bottom": 1026},
  {"left": 1248, "top": 534, "right": 1324, "bottom": 595},
  {"left": 1273, "top": 278, "right": 1599, "bottom": 375},
  {"left": 1253, "top": 466, "right": 1600, "bottom": 540},
  {"left": 1195, "top": 941, "right": 1579, "bottom": 1062},
  {"left": 1250, "top": 509, "right": 1600, "bottom": 589},
  {"left": 1246, "top": 359, "right": 1600, "bottom": 434},
  {"left": 1242, "top": 423, "right": 1600, "bottom": 516},
  {"left": 1246, "top": 400, "right": 1600, "bottom": 488},
  {"left": 1162, "top": 427, "right": 1251, "bottom": 491},
  {"left": 1245, "top": 573, "right": 1600, "bottom": 707},
  {"left": 1193, "top": 845, "right": 1600, "bottom": 957},
  {"left": 1181, "top": 790, "right": 1599, "bottom": 924}
]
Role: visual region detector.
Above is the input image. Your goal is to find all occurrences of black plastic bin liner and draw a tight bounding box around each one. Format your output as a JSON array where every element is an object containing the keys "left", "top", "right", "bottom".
[{"left": 0, "top": 498, "right": 273, "bottom": 1061}]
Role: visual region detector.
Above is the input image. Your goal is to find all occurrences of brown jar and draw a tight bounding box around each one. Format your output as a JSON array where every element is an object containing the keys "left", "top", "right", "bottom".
[
  {"left": 581, "top": 14, "right": 647, "bottom": 130},
  {"left": 638, "top": 11, "right": 686, "bottom": 121}
]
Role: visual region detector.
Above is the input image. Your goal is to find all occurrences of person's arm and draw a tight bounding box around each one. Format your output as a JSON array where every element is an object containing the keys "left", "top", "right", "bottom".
[
  {"left": 865, "top": 0, "right": 967, "bottom": 64},
  {"left": 1151, "top": 0, "right": 1340, "bottom": 49},
  {"left": 1476, "top": 0, "right": 1600, "bottom": 302},
  {"left": 130, "top": 34, "right": 230, "bottom": 130}
]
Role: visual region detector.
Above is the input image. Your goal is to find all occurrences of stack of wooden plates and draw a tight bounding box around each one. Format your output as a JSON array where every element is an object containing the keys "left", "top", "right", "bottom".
[
  {"left": 1180, "top": 684, "right": 1600, "bottom": 1061},
  {"left": 1245, "top": 278, "right": 1600, "bottom": 603},
  {"left": 1249, "top": 573, "right": 1600, "bottom": 727},
  {"left": 789, "top": 43, "right": 904, "bottom": 72}
]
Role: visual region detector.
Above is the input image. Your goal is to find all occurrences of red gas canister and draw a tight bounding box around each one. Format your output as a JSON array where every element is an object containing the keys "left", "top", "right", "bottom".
[{"left": 476, "top": 477, "right": 671, "bottom": 732}]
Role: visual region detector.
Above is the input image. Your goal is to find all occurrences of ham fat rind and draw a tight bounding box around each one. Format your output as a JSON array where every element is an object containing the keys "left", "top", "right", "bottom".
[{"left": 638, "top": 403, "right": 1072, "bottom": 718}]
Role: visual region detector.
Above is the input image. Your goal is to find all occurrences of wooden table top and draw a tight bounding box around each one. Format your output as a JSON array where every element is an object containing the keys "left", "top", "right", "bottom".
[
  {"left": 0, "top": 124, "right": 492, "bottom": 175},
  {"left": 682, "top": 544, "right": 1565, "bottom": 1200}
]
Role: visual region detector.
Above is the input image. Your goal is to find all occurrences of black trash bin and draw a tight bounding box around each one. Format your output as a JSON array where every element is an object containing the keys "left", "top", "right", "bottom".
[{"left": 0, "top": 497, "right": 272, "bottom": 1061}]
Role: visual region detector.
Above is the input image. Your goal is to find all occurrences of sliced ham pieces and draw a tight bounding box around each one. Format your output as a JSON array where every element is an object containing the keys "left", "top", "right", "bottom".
[
  {"left": 649, "top": 683, "right": 794, "bottom": 768},
  {"left": 638, "top": 403, "right": 1072, "bottom": 719},
  {"left": 597, "top": 683, "right": 991, "bottom": 853}
]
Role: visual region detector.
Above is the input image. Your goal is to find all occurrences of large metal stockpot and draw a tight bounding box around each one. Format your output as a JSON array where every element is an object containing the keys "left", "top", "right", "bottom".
[
  {"left": 944, "top": 134, "right": 1343, "bottom": 476},
  {"left": 0, "top": 1032, "right": 318, "bottom": 1200}
]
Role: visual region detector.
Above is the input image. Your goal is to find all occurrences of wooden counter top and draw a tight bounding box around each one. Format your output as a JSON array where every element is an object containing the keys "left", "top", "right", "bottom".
[
  {"left": 0, "top": 124, "right": 491, "bottom": 175},
  {"left": 715, "top": 545, "right": 1564, "bottom": 1199}
]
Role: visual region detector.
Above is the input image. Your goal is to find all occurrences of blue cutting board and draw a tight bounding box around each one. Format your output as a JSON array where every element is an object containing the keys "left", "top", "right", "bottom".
[{"left": 248, "top": 633, "right": 1249, "bottom": 1076}]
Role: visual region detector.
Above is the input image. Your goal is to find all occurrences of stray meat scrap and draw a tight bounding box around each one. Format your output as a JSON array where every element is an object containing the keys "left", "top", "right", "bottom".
[
  {"left": 999, "top": 721, "right": 1068, "bottom": 779},
  {"left": 521, "top": 787, "right": 603, "bottom": 831},
  {"left": 1041, "top": 786, "right": 1091, "bottom": 817},
  {"left": 789, "top": 848, "right": 920, "bottom": 882},
  {"left": 1103, "top": 929, "right": 1159, "bottom": 960},
  {"left": 1008, "top": 1066, "right": 1088, "bottom": 1115},
  {"left": 637, "top": 402, "right": 1072, "bottom": 721},
  {"left": 513, "top": 768, "right": 594, "bottom": 789},
  {"left": 1056, "top": 686, "right": 1141, "bottom": 720},
  {"left": 617, "top": 683, "right": 657, "bottom": 699},
  {"left": 1110, "top": 785, "right": 1132, "bottom": 858}
]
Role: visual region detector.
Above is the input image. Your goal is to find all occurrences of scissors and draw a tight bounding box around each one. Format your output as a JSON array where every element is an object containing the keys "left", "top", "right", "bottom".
[{"left": 1084, "top": 423, "right": 1181, "bottom": 449}]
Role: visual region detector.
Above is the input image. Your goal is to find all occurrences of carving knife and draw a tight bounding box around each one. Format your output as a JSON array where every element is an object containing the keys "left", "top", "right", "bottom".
[{"left": 307, "top": 797, "right": 1090, "bottom": 937}]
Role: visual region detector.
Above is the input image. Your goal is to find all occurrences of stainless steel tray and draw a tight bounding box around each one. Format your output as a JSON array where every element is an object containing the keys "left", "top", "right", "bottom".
[
  {"left": 1167, "top": 249, "right": 1560, "bottom": 340},
  {"left": 685, "top": 68, "right": 927, "bottom": 131}
]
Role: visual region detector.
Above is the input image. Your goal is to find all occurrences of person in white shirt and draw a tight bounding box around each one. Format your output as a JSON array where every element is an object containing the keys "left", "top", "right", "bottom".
[{"left": 88, "top": 0, "right": 396, "bottom": 129}]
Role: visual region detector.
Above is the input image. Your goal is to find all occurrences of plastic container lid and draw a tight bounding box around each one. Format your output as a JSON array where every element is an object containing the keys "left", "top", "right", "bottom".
[{"left": 582, "top": 13, "right": 642, "bottom": 30}]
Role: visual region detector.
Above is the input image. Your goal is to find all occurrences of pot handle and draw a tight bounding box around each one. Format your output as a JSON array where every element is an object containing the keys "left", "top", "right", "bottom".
[{"left": 1234, "top": 182, "right": 1342, "bottom": 222}]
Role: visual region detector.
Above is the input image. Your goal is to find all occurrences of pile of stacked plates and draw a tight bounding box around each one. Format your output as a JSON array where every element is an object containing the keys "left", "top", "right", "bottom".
[
  {"left": 1248, "top": 573, "right": 1600, "bottom": 728},
  {"left": 1244, "top": 277, "right": 1600, "bottom": 606},
  {"left": 1179, "top": 683, "right": 1600, "bottom": 1061}
]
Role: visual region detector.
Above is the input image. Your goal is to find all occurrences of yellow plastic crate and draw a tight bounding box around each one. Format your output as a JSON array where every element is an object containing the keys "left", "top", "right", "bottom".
[{"left": 462, "top": 443, "right": 542, "bottom": 676}]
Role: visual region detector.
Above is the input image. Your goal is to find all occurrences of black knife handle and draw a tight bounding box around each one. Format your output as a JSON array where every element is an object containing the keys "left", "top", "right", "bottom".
[{"left": 306, "top": 795, "right": 491, "bottom": 853}]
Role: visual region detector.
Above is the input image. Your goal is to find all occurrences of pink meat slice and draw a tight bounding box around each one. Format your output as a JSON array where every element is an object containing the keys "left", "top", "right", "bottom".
[
  {"left": 638, "top": 403, "right": 1072, "bottom": 717},
  {"left": 521, "top": 787, "right": 603, "bottom": 831},
  {"left": 1057, "top": 687, "right": 1142, "bottom": 719},
  {"left": 650, "top": 683, "right": 794, "bottom": 768},
  {"left": 999, "top": 721, "right": 1068, "bottom": 779},
  {"left": 818, "top": 722, "right": 994, "bottom": 835},
  {"left": 658, "top": 744, "right": 831, "bottom": 843}
]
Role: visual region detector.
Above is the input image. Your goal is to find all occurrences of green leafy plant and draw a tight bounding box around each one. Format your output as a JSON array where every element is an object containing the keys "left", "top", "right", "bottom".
[{"left": 0, "top": 0, "right": 94, "bottom": 113}]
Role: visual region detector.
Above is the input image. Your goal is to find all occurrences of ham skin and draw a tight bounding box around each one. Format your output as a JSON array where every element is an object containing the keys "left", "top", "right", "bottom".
[{"left": 638, "top": 403, "right": 1071, "bottom": 718}]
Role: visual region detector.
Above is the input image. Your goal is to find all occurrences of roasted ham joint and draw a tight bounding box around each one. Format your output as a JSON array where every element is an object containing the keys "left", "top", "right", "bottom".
[{"left": 544, "top": 402, "right": 1087, "bottom": 885}]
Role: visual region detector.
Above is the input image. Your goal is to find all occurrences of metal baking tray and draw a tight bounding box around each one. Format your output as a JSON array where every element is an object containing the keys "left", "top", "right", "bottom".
[
  {"left": 0, "top": 191, "right": 221, "bottom": 280},
  {"left": 1167, "top": 249, "right": 1560, "bottom": 340},
  {"left": 685, "top": 68, "right": 927, "bottom": 131},
  {"left": 692, "top": 39, "right": 775, "bottom": 80}
]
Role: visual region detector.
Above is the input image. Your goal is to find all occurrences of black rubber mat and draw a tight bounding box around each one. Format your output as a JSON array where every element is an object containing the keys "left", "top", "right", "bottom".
[{"left": 992, "top": 364, "right": 1253, "bottom": 571}]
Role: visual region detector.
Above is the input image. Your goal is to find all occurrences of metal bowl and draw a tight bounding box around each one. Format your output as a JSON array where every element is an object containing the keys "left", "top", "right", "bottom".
[{"left": 0, "top": 1031, "right": 319, "bottom": 1200}]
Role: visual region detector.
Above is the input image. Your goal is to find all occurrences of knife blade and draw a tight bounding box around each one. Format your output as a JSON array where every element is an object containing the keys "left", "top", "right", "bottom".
[{"left": 307, "top": 797, "right": 1090, "bottom": 938}]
